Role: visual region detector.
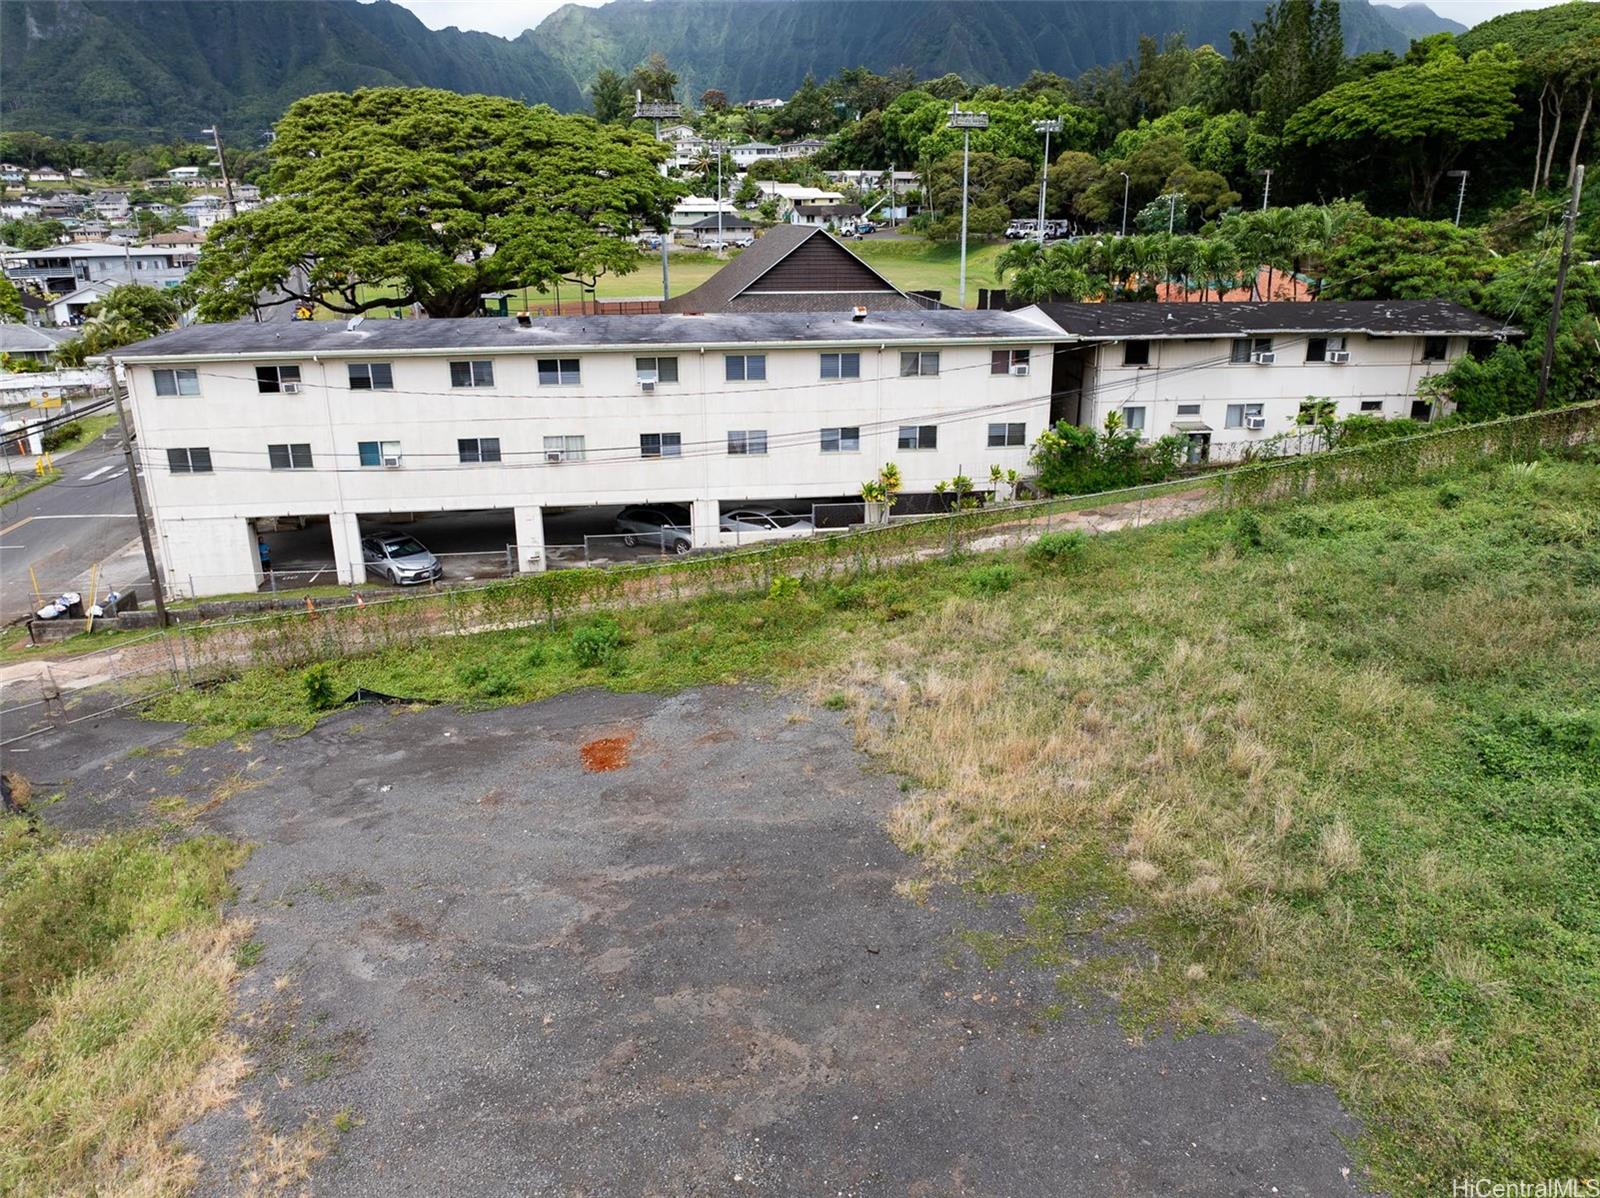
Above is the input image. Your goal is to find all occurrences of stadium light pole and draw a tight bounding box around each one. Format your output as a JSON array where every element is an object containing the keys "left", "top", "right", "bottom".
[
  {"left": 1119, "top": 171, "right": 1130, "bottom": 237},
  {"left": 634, "top": 92, "right": 683, "bottom": 301},
  {"left": 1447, "top": 169, "right": 1469, "bottom": 226},
  {"left": 200, "top": 124, "right": 237, "bottom": 219},
  {"left": 1258, "top": 167, "right": 1272, "bottom": 211},
  {"left": 948, "top": 103, "right": 990, "bottom": 308},
  {"left": 1032, "top": 117, "right": 1063, "bottom": 246}
]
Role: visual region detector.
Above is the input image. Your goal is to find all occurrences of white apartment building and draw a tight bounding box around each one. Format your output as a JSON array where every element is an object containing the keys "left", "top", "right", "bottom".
[
  {"left": 112, "top": 310, "right": 1059, "bottom": 596},
  {"left": 1019, "top": 301, "right": 1511, "bottom": 460}
]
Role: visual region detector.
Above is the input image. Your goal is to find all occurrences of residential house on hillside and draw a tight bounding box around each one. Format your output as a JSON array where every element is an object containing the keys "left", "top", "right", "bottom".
[
  {"left": 27, "top": 167, "right": 65, "bottom": 183},
  {"left": 1020, "top": 301, "right": 1512, "bottom": 462},
  {"left": 661, "top": 225, "right": 943, "bottom": 314},
  {"left": 670, "top": 196, "right": 741, "bottom": 232},
  {"left": 37, "top": 280, "right": 116, "bottom": 326},
  {"left": 687, "top": 214, "right": 756, "bottom": 245},
  {"left": 744, "top": 98, "right": 784, "bottom": 110},
  {"left": 2, "top": 241, "right": 198, "bottom": 293},
  {"left": 167, "top": 166, "right": 201, "bottom": 180},
  {"left": 793, "top": 202, "right": 866, "bottom": 228},
  {"left": 0, "top": 164, "right": 26, "bottom": 183},
  {"left": 0, "top": 323, "right": 69, "bottom": 365},
  {"left": 107, "top": 309, "right": 1057, "bottom": 595}
]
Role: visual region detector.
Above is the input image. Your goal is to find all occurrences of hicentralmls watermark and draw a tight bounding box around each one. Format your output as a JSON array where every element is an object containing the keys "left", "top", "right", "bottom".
[{"left": 1452, "top": 1180, "right": 1599, "bottom": 1198}]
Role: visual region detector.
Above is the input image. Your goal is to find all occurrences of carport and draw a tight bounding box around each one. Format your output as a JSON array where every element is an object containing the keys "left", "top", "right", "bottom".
[
  {"left": 253, "top": 515, "right": 337, "bottom": 591},
  {"left": 353, "top": 509, "right": 519, "bottom": 584}
]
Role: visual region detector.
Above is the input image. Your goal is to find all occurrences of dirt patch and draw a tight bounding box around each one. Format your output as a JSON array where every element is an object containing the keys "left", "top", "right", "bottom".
[{"left": 579, "top": 732, "right": 633, "bottom": 772}]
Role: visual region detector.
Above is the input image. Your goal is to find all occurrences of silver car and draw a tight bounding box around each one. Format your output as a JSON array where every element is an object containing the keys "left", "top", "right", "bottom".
[
  {"left": 362, "top": 532, "right": 443, "bottom": 584},
  {"left": 615, "top": 505, "right": 694, "bottom": 555},
  {"left": 719, "top": 507, "right": 815, "bottom": 536}
]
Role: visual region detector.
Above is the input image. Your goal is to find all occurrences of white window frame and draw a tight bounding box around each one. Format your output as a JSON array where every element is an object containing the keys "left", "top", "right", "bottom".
[
  {"left": 640, "top": 432, "right": 682, "bottom": 459},
  {"left": 987, "top": 422, "right": 1026, "bottom": 448},
  {"left": 358, "top": 439, "right": 403, "bottom": 467},
  {"left": 267, "top": 442, "right": 313, "bottom": 470},
  {"left": 152, "top": 367, "right": 199, "bottom": 396},
  {"left": 899, "top": 351, "right": 940, "bottom": 377},
  {"left": 725, "top": 353, "right": 767, "bottom": 382},
  {"left": 1123, "top": 406, "right": 1146, "bottom": 432},
  {"left": 543, "top": 435, "right": 586, "bottom": 462},
  {"left": 255, "top": 364, "right": 301, "bottom": 394},
  {"left": 537, "top": 358, "right": 581, "bottom": 386},
  {"left": 1231, "top": 337, "right": 1273, "bottom": 364},
  {"left": 820, "top": 351, "right": 861, "bottom": 380},
  {"left": 1225, "top": 402, "right": 1265, "bottom": 429},
  {"left": 727, "top": 429, "right": 768, "bottom": 455},
  {"left": 450, "top": 360, "right": 495, "bottom": 388},
  {"left": 166, "top": 446, "right": 212, "bottom": 473},
  {"left": 896, "top": 424, "right": 937, "bottom": 450},
  {"left": 348, "top": 362, "right": 394, "bottom": 390},
  {"left": 820, "top": 426, "right": 861, "bottom": 453},
  {"left": 635, "top": 356, "right": 679, "bottom": 383},
  {"left": 457, "top": 437, "right": 502, "bottom": 464},
  {"left": 1123, "top": 339, "right": 1151, "bottom": 367}
]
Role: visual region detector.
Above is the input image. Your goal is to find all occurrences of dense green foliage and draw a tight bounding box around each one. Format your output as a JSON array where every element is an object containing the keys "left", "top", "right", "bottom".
[
  {"left": 50, "top": 284, "right": 182, "bottom": 366},
  {"left": 1030, "top": 417, "right": 1187, "bottom": 493},
  {"left": 187, "top": 88, "right": 676, "bottom": 320}
]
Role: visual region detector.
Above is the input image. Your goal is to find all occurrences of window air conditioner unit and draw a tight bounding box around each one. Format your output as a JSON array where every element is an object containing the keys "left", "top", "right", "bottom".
[
  {"left": 1009, "top": 363, "right": 1030, "bottom": 376},
  {"left": 639, "top": 378, "right": 656, "bottom": 393},
  {"left": 1250, "top": 351, "right": 1276, "bottom": 365},
  {"left": 282, "top": 382, "right": 302, "bottom": 394},
  {"left": 1326, "top": 350, "right": 1351, "bottom": 364},
  {"left": 1245, "top": 414, "right": 1267, "bottom": 430},
  {"left": 382, "top": 454, "right": 402, "bottom": 468},
  {"left": 546, "top": 451, "right": 564, "bottom": 464}
]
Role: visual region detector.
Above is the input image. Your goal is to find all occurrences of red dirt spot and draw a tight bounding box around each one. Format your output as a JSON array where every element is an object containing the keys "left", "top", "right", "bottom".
[{"left": 581, "top": 734, "right": 634, "bottom": 772}]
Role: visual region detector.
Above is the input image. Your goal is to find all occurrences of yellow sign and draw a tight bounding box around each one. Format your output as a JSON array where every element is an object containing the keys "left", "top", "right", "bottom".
[{"left": 28, "top": 396, "right": 63, "bottom": 408}]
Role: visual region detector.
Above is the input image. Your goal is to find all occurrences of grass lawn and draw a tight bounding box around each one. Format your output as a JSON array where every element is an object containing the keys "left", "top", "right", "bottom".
[
  {"left": 0, "top": 813, "right": 251, "bottom": 1196},
  {"left": 46, "top": 455, "right": 1600, "bottom": 1191},
  {"left": 48, "top": 412, "right": 119, "bottom": 455},
  {"left": 0, "top": 467, "right": 62, "bottom": 508},
  {"left": 327, "top": 235, "right": 1012, "bottom": 315}
]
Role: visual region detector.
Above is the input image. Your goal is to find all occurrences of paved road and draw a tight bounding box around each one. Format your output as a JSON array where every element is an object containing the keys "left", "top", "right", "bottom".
[
  {"left": 28, "top": 686, "right": 1365, "bottom": 1197},
  {"left": 0, "top": 432, "right": 143, "bottom": 618}
]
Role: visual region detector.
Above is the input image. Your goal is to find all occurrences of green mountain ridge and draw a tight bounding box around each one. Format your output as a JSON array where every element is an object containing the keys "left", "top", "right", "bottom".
[{"left": 1, "top": 0, "right": 1464, "bottom": 141}]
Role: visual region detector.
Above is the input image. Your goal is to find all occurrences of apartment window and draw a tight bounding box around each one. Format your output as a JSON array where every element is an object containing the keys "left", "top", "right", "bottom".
[
  {"left": 348, "top": 362, "right": 394, "bottom": 390},
  {"left": 1123, "top": 339, "right": 1151, "bottom": 367},
  {"left": 991, "top": 349, "right": 1031, "bottom": 375},
  {"left": 255, "top": 365, "right": 301, "bottom": 394},
  {"left": 897, "top": 424, "right": 937, "bottom": 450},
  {"left": 1231, "top": 337, "right": 1273, "bottom": 363},
  {"left": 820, "top": 351, "right": 860, "bottom": 379},
  {"left": 987, "top": 422, "right": 1026, "bottom": 447},
  {"left": 152, "top": 368, "right": 199, "bottom": 396},
  {"left": 640, "top": 432, "right": 682, "bottom": 458},
  {"left": 725, "top": 353, "right": 766, "bottom": 381},
  {"left": 458, "top": 437, "right": 501, "bottom": 464},
  {"left": 635, "top": 356, "right": 678, "bottom": 383},
  {"left": 543, "top": 435, "right": 586, "bottom": 462},
  {"left": 1124, "top": 406, "right": 1146, "bottom": 432},
  {"left": 166, "top": 447, "right": 212, "bottom": 473},
  {"left": 535, "top": 358, "right": 580, "bottom": 386},
  {"left": 1421, "top": 336, "right": 1449, "bottom": 362},
  {"left": 727, "top": 429, "right": 768, "bottom": 455},
  {"left": 267, "top": 443, "right": 313, "bottom": 470},
  {"left": 1360, "top": 400, "right": 1384, "bottom": 413},
  {"left": 820, "top": 426, "right": 860, "bottom": 453},
  {"left": 449, "top": 360, "right": 495, "bottom": 388},
  {"left": 357, "top": 440, "right": 402, "bottom": 467},
  {"left": 1225, "top": 403, "right": 1265, "bottom": 429},
  {"left": 899, "top": 351, "right": 940, "bottom": 377},
  {"left": 1177, "top": 403, "right": 1201, "bottom": 417}
]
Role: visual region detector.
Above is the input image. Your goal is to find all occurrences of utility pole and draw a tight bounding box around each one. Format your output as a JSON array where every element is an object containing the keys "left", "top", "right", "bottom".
[
  {"left": 1258, "top": 168, "right": 1272, "bottom": 212},
  {"left": 108, "top": 361, "right": 169, "bottom": 627},
  {"left": 1119, "top": 171, "right": 1130, "bottom": 237},
  {"left": 634, "top": 92, "right": 683, "bottom": 301},
  {"left": 1032, "top": 117, "right": 1062, "bottom": 247},
  {"left": 1166, "top": 191, "right": 1184, "bottom": 235},
  {"left": 1536, "top": 163, "right": 1584, "bottom": 410},
  {"left": 948, "top": 104, "right": 989, "bottom": 308},
  {"left": 201, "top": 123, "right": 237, "bottom": 219},
  {"left": 1447, "top": 169, "right": 1469, "bottom": 227}
]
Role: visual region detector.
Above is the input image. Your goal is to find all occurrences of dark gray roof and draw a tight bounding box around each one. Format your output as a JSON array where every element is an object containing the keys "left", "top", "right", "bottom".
[
  {"left": 688, "top": 214, "right": 755, "bottom": 230},
  {"left": 0, "top": 323, "right": 68, "bottom": 353},
  {"left": 661, "top": 224, "right": 916, "bottom": 314},
  {"left": 109, "top": 309, "right": 1059, "bottom": 361},
  {"left": 1028, "top": 300, "right": 1513, "bottom": 339},
  {"left": 796, "top": 203, "right": 865, "bottom": 217}
]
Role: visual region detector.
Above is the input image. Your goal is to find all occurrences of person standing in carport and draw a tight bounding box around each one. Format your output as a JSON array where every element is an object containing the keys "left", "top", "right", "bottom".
[{"left": 258, "top": 537, "right": 272, "bottom": 577}]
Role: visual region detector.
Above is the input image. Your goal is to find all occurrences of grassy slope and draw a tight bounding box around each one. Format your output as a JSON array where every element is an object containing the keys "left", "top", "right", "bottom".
[
  {"left": 136, "top": 459, "right": 1600, "bottom": 1187},
  {"left": 0, "top": 817, "right": 250, "bottom": 1195}
]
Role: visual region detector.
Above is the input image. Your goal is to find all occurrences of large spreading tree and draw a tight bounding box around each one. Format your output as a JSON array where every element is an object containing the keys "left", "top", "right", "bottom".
[
  {"left": 1285, "top": 43, "right": 1518, "bottom": 215},
  {"left": 188, "top": 88, "right": 676, "bottom": 321}
]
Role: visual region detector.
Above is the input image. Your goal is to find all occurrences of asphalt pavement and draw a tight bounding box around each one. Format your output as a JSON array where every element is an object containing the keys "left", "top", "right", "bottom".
[
  {"left": 27, "top": 686, "right": 1367, "bottom": 1197},
  {"left": 0, "top": 432, "right": 145, "bottom": 619}
]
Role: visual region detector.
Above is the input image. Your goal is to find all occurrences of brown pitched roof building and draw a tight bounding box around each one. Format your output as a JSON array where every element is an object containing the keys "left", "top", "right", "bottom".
[{"left": 660, "top": 224, "right": 943, "bottom": 314}]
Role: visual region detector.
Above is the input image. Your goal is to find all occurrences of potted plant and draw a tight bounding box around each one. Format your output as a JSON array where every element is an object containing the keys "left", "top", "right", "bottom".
[{"left": 861, "top": 463, "right": 901, "bottom": 523}]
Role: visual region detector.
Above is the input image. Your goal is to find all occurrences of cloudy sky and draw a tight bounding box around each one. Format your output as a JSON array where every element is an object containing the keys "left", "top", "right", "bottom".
[{"left": 392, "top": 0, "right": 1569, "bottom": 40}]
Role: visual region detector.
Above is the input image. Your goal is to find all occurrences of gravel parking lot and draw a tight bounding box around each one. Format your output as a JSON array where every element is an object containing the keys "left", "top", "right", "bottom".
[{"left": 31, "top": 686, "right": 1365, "bottom": 1196}]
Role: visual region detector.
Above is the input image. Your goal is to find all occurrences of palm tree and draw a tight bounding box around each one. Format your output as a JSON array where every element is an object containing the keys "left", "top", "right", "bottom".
[
  {"left": 1196, "top": 237, "right": 1240, "bottom": 302},
  {"left": 1167, "top": 235, "right": 1201, "bottom": 302}
]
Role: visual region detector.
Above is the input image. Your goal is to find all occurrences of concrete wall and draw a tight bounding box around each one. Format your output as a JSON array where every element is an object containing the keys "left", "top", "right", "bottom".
[{"left": 127, "top": 338, "right": 1053, "bottom": 596}]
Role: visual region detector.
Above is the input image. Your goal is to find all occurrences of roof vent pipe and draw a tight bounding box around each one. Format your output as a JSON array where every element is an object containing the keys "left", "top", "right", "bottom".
[{"left": 516, "top": 313, "right": 532, "bottom": 328}]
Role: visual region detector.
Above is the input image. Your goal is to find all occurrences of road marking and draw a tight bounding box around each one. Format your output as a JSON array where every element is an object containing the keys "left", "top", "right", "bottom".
[
  {"left": 0, "top": 516, "right": 32, "bottom": 536},
  {"left": 80, "top": 463, "right": 119, "bottom": 481}
]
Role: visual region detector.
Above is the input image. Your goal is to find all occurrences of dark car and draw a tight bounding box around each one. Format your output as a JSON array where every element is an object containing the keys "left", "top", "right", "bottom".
[{"left": 615, "top": 504, "right": 694, "bottom": 555}]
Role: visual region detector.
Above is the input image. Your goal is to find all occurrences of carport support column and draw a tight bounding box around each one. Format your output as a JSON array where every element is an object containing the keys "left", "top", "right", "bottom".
[
  {"left": 514, "top": 504, "right": 546, "bottom": 573},
  {"left": 691, "top": 499, "right": 719, "bottom": 549},
  {"left": 331, "top": 511, "right": 365, "bottom": 586}
]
